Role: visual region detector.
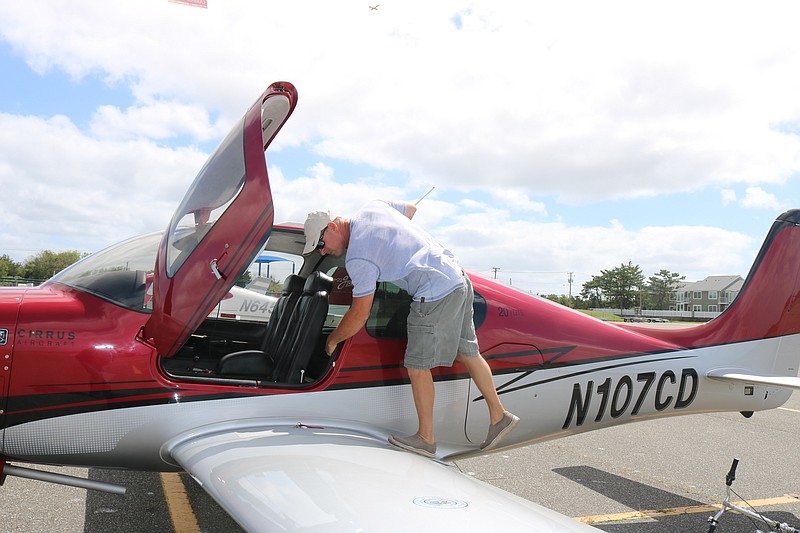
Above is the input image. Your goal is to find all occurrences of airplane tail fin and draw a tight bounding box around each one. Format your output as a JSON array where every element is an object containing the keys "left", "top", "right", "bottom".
[
  {"left": 662, "top": 209, "right": 800, "bottom": 346},
  {"left": 650, "top": 210, "right": 800, "bottom": 389}
]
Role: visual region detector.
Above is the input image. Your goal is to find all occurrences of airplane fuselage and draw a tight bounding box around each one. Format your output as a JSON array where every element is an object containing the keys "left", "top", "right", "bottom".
[{"left": 1, "top": 272, "right": 792, "bottom": 470}]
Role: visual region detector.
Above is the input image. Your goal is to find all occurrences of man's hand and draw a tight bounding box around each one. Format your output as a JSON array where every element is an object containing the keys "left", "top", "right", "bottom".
[
  {"left": 325, "top": 338, "right": 338, "bottom": 356},
  {"left": 324, "top": 293, "right": 374, "bottom": 356}
]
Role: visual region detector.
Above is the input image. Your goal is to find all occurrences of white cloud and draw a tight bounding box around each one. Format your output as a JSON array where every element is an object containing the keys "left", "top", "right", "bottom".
[
  {"left": 425, "top": 205, "right": 756, "bottom": 295},
  {"left": 259, "top": 163, "right": 759, "bottom": 295},
  {"left": 740, "top": 187, "right": 781, "bottom": 210},
  {"left": 307, "top": 162, "right": 335, "bottom": 182},
  {"left": 721, "top": 188, "right": 737, "bottom": 205},
  {"left": 89, "top": 101, "right": 219, "bottom": 141},
  {"left": 270, "top": 167, "right": 760, "bottom": 294},
  {"left": 2, "top": 1, "right": 800, "bottom": 203},
  {"left": 0, "top": 113, "right": 206, "bottom": 260},
  {"left": 0, "top": 0, "right": 793, "bottom": 288},
  {"left": 489, "top": 189, "right": 547, "bottom": 214},
  {"left": 718, "top": 186, "right": 782, "bottom": 210},
  {"left": 267, "top": 164, "right": 412, "bottom": 225}
]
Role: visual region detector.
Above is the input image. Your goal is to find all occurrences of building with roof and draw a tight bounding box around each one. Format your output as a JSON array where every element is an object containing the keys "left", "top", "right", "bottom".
[{"left": 672, "top": 275, "right": 744, "bottom": 313}]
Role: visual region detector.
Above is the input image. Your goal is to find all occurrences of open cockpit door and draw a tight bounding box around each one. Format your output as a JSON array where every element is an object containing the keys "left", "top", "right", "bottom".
[{"left": 142, "top": 82, "right": 298, "bottom": 357}]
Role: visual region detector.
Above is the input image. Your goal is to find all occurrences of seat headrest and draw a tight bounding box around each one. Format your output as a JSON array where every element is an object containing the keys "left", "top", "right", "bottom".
[
  {"left": 282, "top": 274, "right": 305, "bottom": 295},
  {"left": 303, "top": 271, "right": 333, "bottom": 295}
]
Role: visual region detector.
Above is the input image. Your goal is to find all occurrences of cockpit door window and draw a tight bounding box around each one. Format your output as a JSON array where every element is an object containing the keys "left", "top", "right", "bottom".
[{"left": 143, "top": 82, "right": 298, "bottom": 357}]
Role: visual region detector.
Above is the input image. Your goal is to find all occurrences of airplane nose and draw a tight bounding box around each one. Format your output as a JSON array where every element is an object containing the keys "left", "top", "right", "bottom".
[{"left": 0, "top": 289, "right": 23, "bottom": 449}]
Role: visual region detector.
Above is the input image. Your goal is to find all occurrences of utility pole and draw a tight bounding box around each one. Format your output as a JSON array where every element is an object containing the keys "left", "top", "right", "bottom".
[
  {"left": 491, "top": 267, "right": 500, "bottom": 279},
  {"left": 567, "top": 271, "right": 574, "bottom": 299}
]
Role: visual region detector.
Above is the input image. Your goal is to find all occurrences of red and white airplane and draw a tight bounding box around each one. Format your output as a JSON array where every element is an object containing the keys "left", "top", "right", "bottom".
[{"left": 2, "top": 81, "right": 800, "bottom": 532}]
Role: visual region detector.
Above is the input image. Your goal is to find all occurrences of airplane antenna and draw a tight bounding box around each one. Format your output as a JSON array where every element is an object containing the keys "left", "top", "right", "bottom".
[{"left": 415, "top": 186, "right": 435, "bottom": 205}]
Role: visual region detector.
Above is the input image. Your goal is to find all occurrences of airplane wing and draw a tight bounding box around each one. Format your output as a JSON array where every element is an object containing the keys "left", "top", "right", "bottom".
[
  {"left": 707, "top": 369, "right": 800, "bottom": 390},
  {"left": 167, "top": 423, "right": 601, "bottom": 532}
]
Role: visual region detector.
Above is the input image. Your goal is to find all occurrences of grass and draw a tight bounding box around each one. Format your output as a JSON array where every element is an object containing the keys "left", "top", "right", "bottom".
[{"left": 577, "top": 310, "right": 624, "bottom": 322}]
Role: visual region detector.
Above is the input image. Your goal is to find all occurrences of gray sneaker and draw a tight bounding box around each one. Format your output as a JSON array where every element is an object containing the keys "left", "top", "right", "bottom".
[
  {"left": 389, "top": 433, "right": 436, "bottom": 458},
  {"left": 480, "top": 411, "right": 520, "bottom": 450}
]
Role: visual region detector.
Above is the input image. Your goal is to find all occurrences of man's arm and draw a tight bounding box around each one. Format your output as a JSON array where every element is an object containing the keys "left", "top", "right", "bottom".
[
  {"left": 325, "top": 292, "right": 375, "bottom": 355},
  {"left": 403, "top": 203, "right": 416, "bottom": 219}
]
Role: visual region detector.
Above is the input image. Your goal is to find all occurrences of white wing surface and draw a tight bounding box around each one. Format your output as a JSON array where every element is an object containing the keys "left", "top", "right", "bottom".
[
  {"left": 707, "top": 369, "right": 800, "bottom": 390},
  {"left": 167, "top": 423, "right": 600, "bottom": 532}
]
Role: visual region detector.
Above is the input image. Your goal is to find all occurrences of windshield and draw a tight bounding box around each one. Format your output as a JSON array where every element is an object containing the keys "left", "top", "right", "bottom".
[
  {"left": 166, "top": 119, "right": 246, "bottom": 277},
  {"left": 50, "top": 232, "right": 161, "bottom": 311}
]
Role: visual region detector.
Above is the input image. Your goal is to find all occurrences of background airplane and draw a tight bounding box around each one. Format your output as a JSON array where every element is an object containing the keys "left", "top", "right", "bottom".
[
  {"left": 210, "top": 284, "right": 277, "bottom": 322},
  {"left": 1, "top": 81, "right": 799, "bottom": 532}
]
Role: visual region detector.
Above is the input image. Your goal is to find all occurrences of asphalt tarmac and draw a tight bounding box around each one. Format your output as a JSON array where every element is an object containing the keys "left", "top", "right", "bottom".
[{"left": 2, "top": 392, "right": 799, "bottom": 532}]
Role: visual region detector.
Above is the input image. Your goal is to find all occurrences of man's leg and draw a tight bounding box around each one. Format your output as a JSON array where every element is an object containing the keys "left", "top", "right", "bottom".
[
  {"left": 456, "top": 353, "right": 505, "bottom": 424},
  {"left": 458, "top": 352, "right": 519, "bottom": 450},
  {"left": 407, "top": 367, "right": 435, "bottom": 444}
]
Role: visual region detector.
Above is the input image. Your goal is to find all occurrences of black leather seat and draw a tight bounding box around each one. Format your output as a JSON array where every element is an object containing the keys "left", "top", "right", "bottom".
[
  {"left": 271, "top": 271, "right": 333, "bottom": 384},
  {"left": 216, "top": 274, "right": 305, "bottom": 377}
]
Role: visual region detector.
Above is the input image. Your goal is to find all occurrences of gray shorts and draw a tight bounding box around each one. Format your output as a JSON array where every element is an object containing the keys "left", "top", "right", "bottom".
[{"left": 404, "top": 275, "right": 480, "bottom": 370}]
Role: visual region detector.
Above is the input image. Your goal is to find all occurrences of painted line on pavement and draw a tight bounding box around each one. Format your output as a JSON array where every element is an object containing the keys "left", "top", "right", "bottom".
[
  {"left": 575, "top": 495, "right": 800, "bottom": 525},
  {"left": 160, "top": 472, "right": 200, "bottom": 533}
]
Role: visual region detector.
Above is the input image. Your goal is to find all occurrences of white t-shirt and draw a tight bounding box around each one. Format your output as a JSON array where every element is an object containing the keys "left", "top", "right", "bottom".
[{"left": 346, "top": 200, "right": 464, "bottom": 301}]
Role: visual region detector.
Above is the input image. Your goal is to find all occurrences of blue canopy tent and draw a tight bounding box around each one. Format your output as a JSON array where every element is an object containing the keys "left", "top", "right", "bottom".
[{"left": 254, "top": 254, "right": 295, "bottom": 278}]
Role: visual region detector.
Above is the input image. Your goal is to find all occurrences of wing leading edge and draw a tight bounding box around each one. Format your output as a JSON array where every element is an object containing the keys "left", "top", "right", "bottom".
[
  {"left": 167, "top": 423, "right": 601, "bottom": 532},
  {"left": 707, "top": 369, "right": 800, "bottom": 390}
]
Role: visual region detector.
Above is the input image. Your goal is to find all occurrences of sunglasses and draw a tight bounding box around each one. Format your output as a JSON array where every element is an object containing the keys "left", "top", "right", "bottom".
[{"left": 315, "top": 227, "right": 327, "bottom": 250}]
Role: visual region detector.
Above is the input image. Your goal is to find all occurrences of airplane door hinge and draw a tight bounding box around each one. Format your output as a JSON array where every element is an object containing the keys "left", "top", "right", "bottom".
[{"left": 136, "top": 326, "right": 157, "bottom": 349}]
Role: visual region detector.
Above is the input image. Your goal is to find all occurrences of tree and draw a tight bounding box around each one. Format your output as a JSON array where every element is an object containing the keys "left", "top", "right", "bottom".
[
  {"left": 647, "top": 269, "right": 685, "bottom": 310},
  {"left": 606, "top": 262, "right": 645, "bottom": 309},
  {"left": 268, "top": 278, "right": 284, "bottom": 294},
  {"left": 0, "top": 255, "right": 21, "bottom": 278},
  {"left": 22, "top": 250, "right": 83, "bottom": 280},
  {"left": 579, "top": 277, "right": 605, "bottom": 308},
  {"left": 235, "top": 270, "right": 253, "bottom": 288},
  {"left": 542, "top": 294, "right": 574, "bottom": 307},
  {"left": 581, "top": 262, "right": 645, "bottom": 310}
]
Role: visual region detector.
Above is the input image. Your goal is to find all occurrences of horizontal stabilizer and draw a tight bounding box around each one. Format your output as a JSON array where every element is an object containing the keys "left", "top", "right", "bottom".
[{"left": 707, "top": 369, "right": 800, "bottom": 390}]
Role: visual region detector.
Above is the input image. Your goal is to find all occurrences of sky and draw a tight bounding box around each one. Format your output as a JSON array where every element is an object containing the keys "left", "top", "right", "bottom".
[{"left": 1, "top": 1, "right": 799, "bottom": 295}]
